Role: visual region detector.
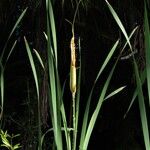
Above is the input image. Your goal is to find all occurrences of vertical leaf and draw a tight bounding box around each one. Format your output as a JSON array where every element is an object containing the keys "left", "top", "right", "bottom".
[
  {"left": 144, "top": 2, "right": 150, "bottom": 105},
  {"left": 24, "top": 37, "right": 42, "bottom": 149}
]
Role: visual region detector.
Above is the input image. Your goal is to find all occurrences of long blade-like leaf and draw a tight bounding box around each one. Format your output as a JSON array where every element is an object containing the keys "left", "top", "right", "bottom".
[
  {"left": 33, "top": 49, "right": 45, "bottom": 70},
  {"left": 105, "top": 0, "right": 132, "bottom": 51},
  {"left": 46, "top": 0, "right": 63, "bottom": 149},
  {"left": 46, "top": 0, "right": 57, "bottom": 66},
  {"left": 144, "top": 2, "right": 150, "bottom": 105},
  {"left": 80, "top": 40, "right": 119, "bottom": 149},
  {"left": 82, "top": 61, "right": 118, "bottom": 150},
  {"left": 24, "top": 37, "right": 42, "bottom": 149},
  {"left": 4, "top": 40, "right": 17, "bottom": 68},
  {"left": 0, "top": 8, "right": 27, "bottom": 61},
  {"left": 0, "top": 64, "right": 4, "bottom": 119},
  {"left": 124, "top": 69, "right": 146, "bottom": 118},
  {"left": 134, "top": 60, "right": 150, "bottom": 150},
  {"left": 95, "top": 40, "right": 119, "bottom": 83},
  {"left": 104, "top": 86, "right": 126, "bottom": 100},
  {"left": 24, "top": 37, "right": 39, "bottom": 99}
]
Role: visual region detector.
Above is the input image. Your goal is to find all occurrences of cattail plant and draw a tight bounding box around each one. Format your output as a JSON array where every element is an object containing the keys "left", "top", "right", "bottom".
[
  {"left": 70, "top": 35, "right": 77, "bottom": 150},
  {"left": 25, "top": 0, "right": 130, "bottom": 149},
  {"left": 70, "top": 36, "right": 76, "bottom": 96}
]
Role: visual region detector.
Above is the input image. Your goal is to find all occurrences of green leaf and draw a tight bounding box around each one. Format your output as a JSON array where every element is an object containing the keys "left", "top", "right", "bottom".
[
  {"left": 46, "top": 0, "right": 63, "bottom": 149},
  {"left": 0, "top": 64, "right": 4, "bottom": 112},
  {"left": 80, "top": 40, "right": 119, "bottom": 149},
  {"left": 144, "top": 1, "right": 150, "bottom": 105},
  {"left": 104, "top": 86, "right": 126, "bottom": 100},
  {"left": 46, "top": 0, "right": 57, "bottom": 66},
  {"left": 24, "top": 37, "right": 39, "bottom": 100},
  {"left": 24, "top": 37, "right": 42, "bottom": 149},
  {"left": 105, "top": 0, "right": 132, "bottom": 50},
  {"left": 133, "top": 60, "right": 150, "bottom": 150},
  {"left": 13, "top": 144, "right": 21, "bottom": 149},
  {"left": 82, "top": 60, "right": 118, "bottom": 150},
  {"left": 95, "top": 40, "right": 119, "bottom": 83},
  {"left": 0, "top": 8, "right": 27, "bottom": 62},
  {"left": 33, "top": 49, "right": 45, "bottom": 70}
]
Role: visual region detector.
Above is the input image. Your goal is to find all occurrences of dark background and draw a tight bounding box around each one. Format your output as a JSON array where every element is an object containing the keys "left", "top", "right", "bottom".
[{"left": 0, "top": 0, "right": 148, "bottom": 149}]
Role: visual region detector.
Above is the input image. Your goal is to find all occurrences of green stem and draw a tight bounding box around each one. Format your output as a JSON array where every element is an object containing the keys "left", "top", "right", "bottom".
[{"left": 72, "top": 93, "right": 76, "bottom": 150}]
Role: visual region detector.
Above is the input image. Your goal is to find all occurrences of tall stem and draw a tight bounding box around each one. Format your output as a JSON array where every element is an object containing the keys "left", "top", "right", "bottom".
[{"left": 72, "top": 93, "right": 76, "bottom": 150}]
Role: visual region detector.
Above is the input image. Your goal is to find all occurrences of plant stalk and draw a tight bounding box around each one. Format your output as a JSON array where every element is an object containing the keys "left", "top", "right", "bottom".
[{"left": 72, "top": 92, "right": 77, "bottom": 150}]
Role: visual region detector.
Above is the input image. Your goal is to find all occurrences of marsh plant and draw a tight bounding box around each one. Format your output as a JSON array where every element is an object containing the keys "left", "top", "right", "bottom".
[
  {"left": 1, "top": 0, "right": 150, "bottom": 149},
  {"left": 24, "top": 0, "right": 136, "bottom": 150}
]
